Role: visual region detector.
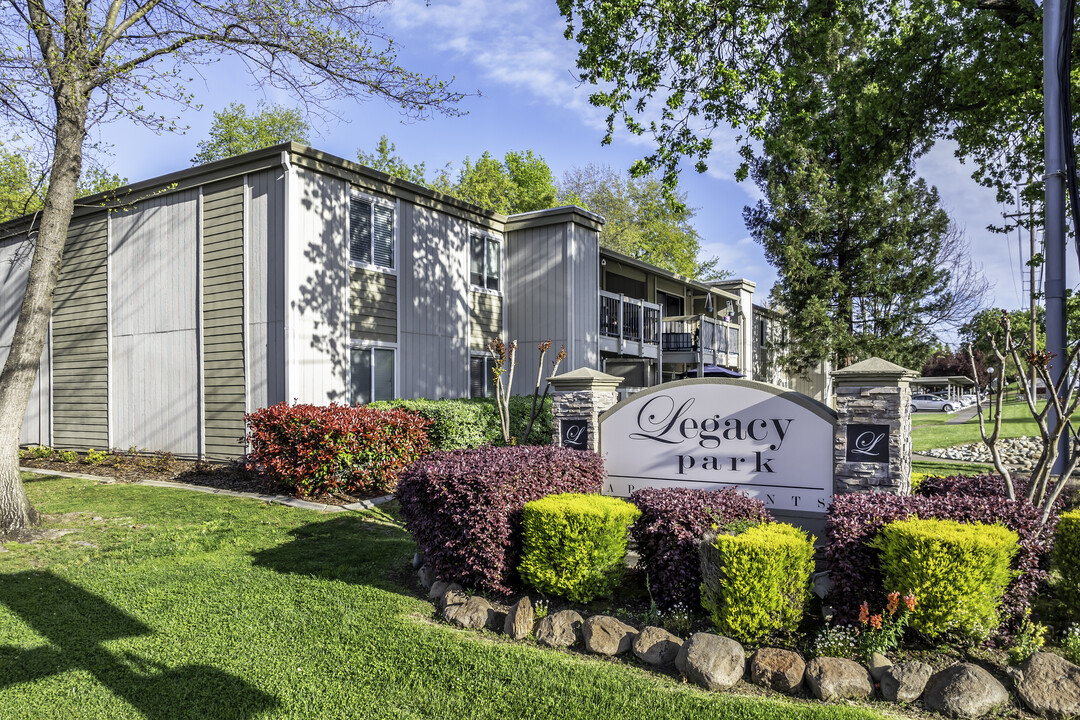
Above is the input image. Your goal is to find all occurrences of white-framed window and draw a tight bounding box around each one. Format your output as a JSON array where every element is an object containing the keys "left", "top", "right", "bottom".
[
  {"left": 470, "top": 354, "right": 492, "bottom": 398},
  {"left": 469, "top": 233, "right": 501, "bottom": 291},
  {"left": 349, "top": 192, "right": 395, "bottom": 271},
  {"left": 350, "top": 345, "right": 396, "bottom": 405}
]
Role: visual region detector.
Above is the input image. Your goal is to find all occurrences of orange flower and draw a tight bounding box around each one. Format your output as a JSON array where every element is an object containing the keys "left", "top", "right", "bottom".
[
  {"left": 870, "top": 614, "right": 883, "bottom": 630},
  {"left": 886, "top": 592, "right": 900, "bottom": 616},
  {"left": 859, "top": 601, "right": 870, "bottom": 624},
  {"left": 904, "top": 594, "right": 917, "bottom": 611}
]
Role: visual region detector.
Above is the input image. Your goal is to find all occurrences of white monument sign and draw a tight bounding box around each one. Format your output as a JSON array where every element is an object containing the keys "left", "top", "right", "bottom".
[{"left": 599, "top": 379, "right": 837, "bottom": 513}]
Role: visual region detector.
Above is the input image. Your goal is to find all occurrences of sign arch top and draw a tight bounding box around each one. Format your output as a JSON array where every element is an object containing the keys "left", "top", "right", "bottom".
[{"left": 599, "top": 378, "right": 837, "bottom": 514}]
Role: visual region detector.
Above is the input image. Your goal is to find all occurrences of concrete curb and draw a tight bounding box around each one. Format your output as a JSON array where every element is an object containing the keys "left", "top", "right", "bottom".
[{"left": 20, "top": 467, "right": 394, "bottom": 513}]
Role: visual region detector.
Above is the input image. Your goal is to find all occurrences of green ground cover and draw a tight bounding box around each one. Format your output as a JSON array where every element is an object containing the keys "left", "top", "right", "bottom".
[
  {"left": 911, "top": 400, "right": 1055, "bottom": 452},
  {"left": 910, "top": 460, "right": 993, "bottom": 477},
  {"left": 0, "top": 474, "right": 892, "bottom": 720}
]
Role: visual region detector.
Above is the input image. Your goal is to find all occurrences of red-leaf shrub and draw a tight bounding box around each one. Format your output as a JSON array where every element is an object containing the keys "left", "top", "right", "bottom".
[
  {"left": 630, "top": 487, "right": 771, "bottom": 611},
  {"left": 396, "top": 446, "right": 605, "bottom": 595},
  {"left": 245, "top": 402, "right": 431, "bottom": 498},
  {"left": 826, "top": 474, "right": 1058, "bottom": 637}
]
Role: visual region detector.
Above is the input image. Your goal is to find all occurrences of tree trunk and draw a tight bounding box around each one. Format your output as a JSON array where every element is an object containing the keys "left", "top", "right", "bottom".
[{"left": 0, "top": 91, "right": 88, "bottom": 537}]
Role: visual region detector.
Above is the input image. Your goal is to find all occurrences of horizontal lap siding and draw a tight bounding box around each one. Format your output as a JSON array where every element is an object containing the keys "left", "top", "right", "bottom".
[
  {"left": 349, "top": 268, "right": 396, "bottom": 342},
  {"left": 202, "top": 180, "right": 246, "bottom": 459},
  {"left": 53, "top": 217, "right": 109, "bottom": 450},
  {"left": 469, "top": 292, "right": 501, "bottom": 351}
]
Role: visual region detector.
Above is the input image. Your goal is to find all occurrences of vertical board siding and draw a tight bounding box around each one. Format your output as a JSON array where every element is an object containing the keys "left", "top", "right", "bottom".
[
  {"left": 53, "top": 217, "right": 109, "bottom": 449},
  {"left": 287, "top": 169, "right": 347, "bottom": 403},
  {"left": 349, "top": 268, "right": 397, "bottom": 342},
  {"left": 111, "top": 190, "right": 199, "bottom": 455},
  {"left": 571, "top": 225, "right": 599, "bottom": 371},
  {"left": 247, "top": 168, "right": 286, "bottom": 411},
  {"left": 469, "top": 291, "right": 501, "bottom": 351},
  {"left": 202, "top": 179, "right": 246, "bottom": 459},
  {"left": 398, "top": 203, "right": 469, "bottom": 400},
  {"left": 0, "top": 235, "right": 51, "bottom": 445}
]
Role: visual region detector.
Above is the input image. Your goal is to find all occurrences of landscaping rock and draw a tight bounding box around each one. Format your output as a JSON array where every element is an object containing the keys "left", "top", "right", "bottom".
[
  {"left": 443, "top": 595, "right": 495, "bottom": 630},
  {"left": 804, "top": 657, "right": 873, "bottom": 701},
  {"left": 750, "top": 648, "right": 805, "bottom": 694},
  {"left": 924, "top": 663, "right": 1009, "bottom": 719},
  {"left": 428, "top": 579, "right": 449, "bottom": 601},
  {"left": 535, "top": 610, "right": 583, "bottom": 648},
  {"left": 582, "top": 615, "right": 638, "bottom": 656},
  {"left": 674, "top": 633, "right": 745, "bottom": 691},
  {"left": 417, "top": 565, "right": 434, "bottom": 590},
  {"left": 868, "top": 652, "right": 893, "bottom": 683},
  {"left": 437, "top": 583, "right": 464, "bottom": 609},
  {"left": 1011, "top": 652, "right": 1080, "bottom": 719},
  {"left": 412, "top": 552, "right": 424, "bottom": 569},
  {"left": 881, "top": 661, "right": 933, "bottom": 703},
  {"left": 632, "top": 626, "right": 683, "bottom": 667},
  {"left": 504, "top": 597, "right": 534, "bottom": 640}
]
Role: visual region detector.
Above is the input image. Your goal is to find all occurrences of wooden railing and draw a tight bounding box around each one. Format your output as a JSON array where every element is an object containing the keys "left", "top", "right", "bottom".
[{"left": 599, "top": 291, "right": 661, "bottom": 345}]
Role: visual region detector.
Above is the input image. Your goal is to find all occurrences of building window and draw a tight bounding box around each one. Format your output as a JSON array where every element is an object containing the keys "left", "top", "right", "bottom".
[
  {"left": 470, "top": 234, "right": 500, "bottom": 291},
  {"left": 350, "top": 347, "right": 395, "bottom": 405},
  {"left": 350, "top": 194, "right": 394, "bottom": 269},
  {"left": 470, "top": 355, "right": 491, "bottom": 398}
]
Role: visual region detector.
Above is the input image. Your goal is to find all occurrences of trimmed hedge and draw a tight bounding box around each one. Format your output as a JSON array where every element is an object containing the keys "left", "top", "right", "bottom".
[
  {"left": 871, "top": 518, "right": 1018, "bottom": 640},
  {"left": 1055, "top": 509, "right": 1080, "bottom": 615},
  {"left": 368, "top": 396, "right": 552, "bottom": 449},
  {"left": 519, "top": 493, "right": 640, "bottom": 602},
  {"left": 396, "top": 446, "right": 605, "bottom": 595},
  {"left": 826, "top": 474, "right": 1057, "bottom": 636},
  {"left": 630, "top": 487, "right": 771, "bottom": 611},
  {"left": 699, "top": 522, "right": 815, "bottom": 645},
  {"left": 244, "top": 403, "right": 430, "bottom": 497}
]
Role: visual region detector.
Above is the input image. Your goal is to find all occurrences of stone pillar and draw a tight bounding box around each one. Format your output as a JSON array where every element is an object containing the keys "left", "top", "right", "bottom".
[
  {"left": 547, "top": 368, "right": 623, "bottom": 453},
  {"left": 831, "top": 357, "right": 918, "bottom": 495}
]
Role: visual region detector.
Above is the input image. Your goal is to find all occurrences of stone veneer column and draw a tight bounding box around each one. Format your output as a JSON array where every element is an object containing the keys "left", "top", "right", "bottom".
[
  {"left": 547, "top": 368, "right": 623, "bottom": 453},
  {"left": 831, "top": 357, "right": 918, "bottom": 495}
]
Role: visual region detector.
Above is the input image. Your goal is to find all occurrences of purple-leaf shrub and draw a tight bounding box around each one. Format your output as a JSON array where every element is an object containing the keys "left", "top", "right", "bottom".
[
  {"left": 826, "top": 475, "right": 1057, "bottom": 637},
  {"left": 396, "top": 446, "right": 605, "bottom": 595},
  {"left": 630, "top": 487, "right": 770, "bottom": 610}
]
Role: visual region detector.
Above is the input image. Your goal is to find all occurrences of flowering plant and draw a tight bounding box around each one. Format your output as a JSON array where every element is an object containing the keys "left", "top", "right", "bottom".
[{"left": 854, "top": 592, "right": 916, "bottom": 662}]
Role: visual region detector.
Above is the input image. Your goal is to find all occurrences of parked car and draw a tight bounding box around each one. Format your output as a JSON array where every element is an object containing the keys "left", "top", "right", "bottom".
[{"left": 911, "top": 394, "right": 958, "bottom": 412}]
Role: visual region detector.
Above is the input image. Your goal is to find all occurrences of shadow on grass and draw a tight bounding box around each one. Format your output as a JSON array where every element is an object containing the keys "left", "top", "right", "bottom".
[
  {"left": 250, "top": 514, "right": 414, "bottom": 589},
  {"left": 0, "top": 571, "right": 278, "bottom": 719}
]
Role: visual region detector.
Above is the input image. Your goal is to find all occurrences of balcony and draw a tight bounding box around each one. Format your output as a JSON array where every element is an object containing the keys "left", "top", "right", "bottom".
[
  {"left": 661, "top": 315, "right": 741, "bottom": 368},
  {"left": 599, "top": 291, "right": 661, "bottom": 358}
]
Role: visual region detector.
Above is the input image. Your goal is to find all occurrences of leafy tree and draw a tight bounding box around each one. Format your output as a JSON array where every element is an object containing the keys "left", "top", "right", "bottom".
[
  {"left": 191, "top": 102, "right": 311, "bottom": 165},
  {"left": 559, "top": 163, "right": 724, "bottom": 280},
  {"left": 447, "top": 150, "right": 557, "bottom": 214},
  {"left": 921, "top": 349, "right": 989, "bottom": 388},
  {"left": 0, "top": 0, "right": 465, "bottom": 535},
  {"left": 357, "top": 135, "right": 429, "bottom": 185},
  {"left": 0, "top": 149, "right": 125, "bottom": 223}
]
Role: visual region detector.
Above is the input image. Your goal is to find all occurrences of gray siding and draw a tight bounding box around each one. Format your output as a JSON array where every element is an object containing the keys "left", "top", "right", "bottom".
[
  {"left": 111, "top": 190, "right": 200, "bottom": 454},
  {"left": 350, "top": 268, "right": 397, "bottom": 342},
  {"left": 202, "top": 179, "right": 246, "bottom": 459},
  {"left": 397, "top": 204, "right": 469, "bottom": 400},
  {"left": 53, "top": 217, "right": 109, "bottom": 449},
  {"left": 469, "top": 291, "right": 501, "bottom": 351},
  {"left": 247, "top": 168, "right": 286, "bottom": 411},
  {"left": 0, "top": 235, "right": 51, "bottom": 446}
]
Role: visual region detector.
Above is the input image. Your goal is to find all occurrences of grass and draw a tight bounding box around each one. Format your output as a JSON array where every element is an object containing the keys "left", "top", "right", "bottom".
[
  {"left": 0, "top": 473, "right": 893, "bottom": 720},
  {"left": 911, "top": 399, "right": 1063, "bottom": 452},
  {"left": 911, "top": 460, "right": 993, "bottom": 477}
]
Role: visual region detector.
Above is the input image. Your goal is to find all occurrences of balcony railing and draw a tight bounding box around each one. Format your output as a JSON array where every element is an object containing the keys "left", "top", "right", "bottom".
[
  {"left": 599, "top": 291, "right": 661, "bottom": 345},
  {"left": 661, "top": 315, "right": 740, "bottom": 361}
]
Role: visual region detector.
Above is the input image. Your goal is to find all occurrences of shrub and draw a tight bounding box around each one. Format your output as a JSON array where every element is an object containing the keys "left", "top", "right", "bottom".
[
  {"left": 1056, "top": 509, "right": 1080, "bottom": 615},
  {"left": 870, "top": 518, "right": 1018, "bottom": 641},
  {"left": 57, "top": 450, "right": 78, "bottom": 463},
  {"left": 826, "top": 476, "right": 1056, "bottom": 636},
  {"left": 83, "top": 448, "right": 108, "bottom": 465},
  {"left": 630, "top": 487, "right": 770, "bottom": 610},
  {"left": 396, "top": 445, "right": 605, "bottom": 595},
  {"left": 368, "top": 396, "right": 552, "bottom": 449},
  {"left": 518, "top": 493, "right": 640, "bottom": 602},
  {"left": 244, "top": 402, "right": 430, "bottom": 497},
  {"left": 1063, "top": 624, "right": 1080, "bottom": 665},
  {"left": 699, "top": 522, "right": 815, "bottom": 645},
  {"left": 21, "top": 445, "right": 55, "bottom": 460}
]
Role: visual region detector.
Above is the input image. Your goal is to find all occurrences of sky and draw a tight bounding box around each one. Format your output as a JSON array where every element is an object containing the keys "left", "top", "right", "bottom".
[{"left": 87, "top": 0, "right": 1068, "bottom": 345}]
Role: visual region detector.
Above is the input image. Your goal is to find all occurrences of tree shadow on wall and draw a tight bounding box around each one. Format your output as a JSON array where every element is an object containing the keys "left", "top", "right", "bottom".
[{"left": 0, "top": 570, "right": 278, "bottom": 719}]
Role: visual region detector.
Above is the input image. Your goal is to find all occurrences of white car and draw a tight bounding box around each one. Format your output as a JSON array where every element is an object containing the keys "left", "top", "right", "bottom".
[{"left": 911, "top": 394, "right": 957, "bottom": 412}]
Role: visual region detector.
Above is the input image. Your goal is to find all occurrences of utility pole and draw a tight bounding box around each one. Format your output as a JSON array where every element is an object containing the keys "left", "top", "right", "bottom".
[{"left": 1044, "top": 0, "right": 1067, "bottom": 474}]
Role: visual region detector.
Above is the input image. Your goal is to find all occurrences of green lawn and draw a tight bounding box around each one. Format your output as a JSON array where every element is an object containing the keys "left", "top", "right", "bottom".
[
  {"left": 0, "top": 474, "right": 892, "bottom": 720},
  {"left": 911, "top": 399, "right": 1054, "bottom": 452}
]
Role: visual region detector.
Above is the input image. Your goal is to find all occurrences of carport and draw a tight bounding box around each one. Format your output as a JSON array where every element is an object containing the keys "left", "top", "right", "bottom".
[{"left": 912, "top": 376, "right": 976, "bottom": 403}]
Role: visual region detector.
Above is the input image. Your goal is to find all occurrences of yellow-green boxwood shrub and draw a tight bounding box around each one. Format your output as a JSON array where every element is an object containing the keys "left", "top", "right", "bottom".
[
  {"left": 698, "top": 522, "right": 815, "bottom": 645},
  {"left": 1055, "top": 509, "right": 1080, "bottom": 615},
  {"left": 518, "top": 493, "right": 640, "bottom": 603},
  {"left": 871, "top": 517, "right": 1018, "bottom": 641}
]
